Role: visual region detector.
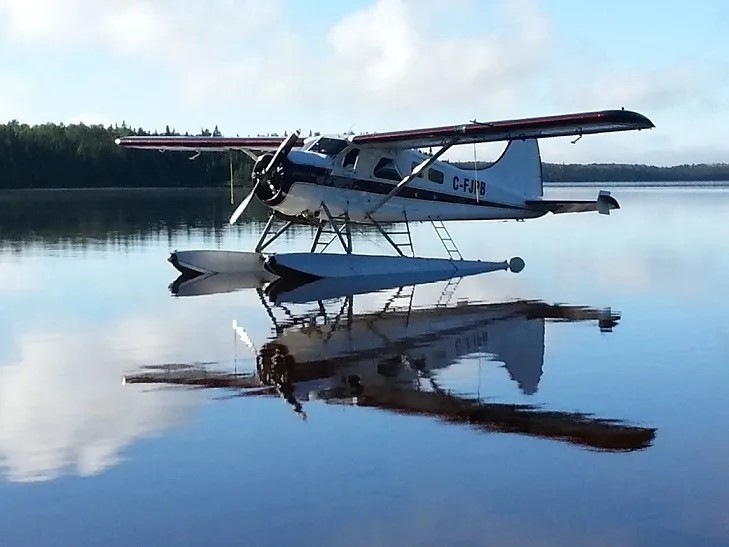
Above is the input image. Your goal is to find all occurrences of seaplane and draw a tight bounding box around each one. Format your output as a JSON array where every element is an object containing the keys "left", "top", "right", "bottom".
[{"left": 116, "top": 108, "right": 653, "bottom": 282}]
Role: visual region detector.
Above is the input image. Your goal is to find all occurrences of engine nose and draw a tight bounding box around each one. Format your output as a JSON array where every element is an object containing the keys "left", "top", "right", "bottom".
[{"left": 254, "top": 155, "right": 288, "bottom": 205}]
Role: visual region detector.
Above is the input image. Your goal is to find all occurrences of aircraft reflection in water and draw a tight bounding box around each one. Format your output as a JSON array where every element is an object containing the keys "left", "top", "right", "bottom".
[{"left": 126, "top": 270, "right": 656, "bottom": 453}]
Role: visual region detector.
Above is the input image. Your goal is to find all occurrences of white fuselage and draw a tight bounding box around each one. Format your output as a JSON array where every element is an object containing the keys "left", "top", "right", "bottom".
[{"left": 261, "top": 136, "right": 546, "bottom": 223}]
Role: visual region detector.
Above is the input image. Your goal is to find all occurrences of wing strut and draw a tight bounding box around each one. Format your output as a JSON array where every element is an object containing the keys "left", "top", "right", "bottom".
[{"left": 367, "top": 140, "right": 456, "bottom": 215}]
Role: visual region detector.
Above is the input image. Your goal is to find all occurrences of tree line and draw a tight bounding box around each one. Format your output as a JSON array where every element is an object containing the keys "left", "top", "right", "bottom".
[
  {"left": 1, "top": 121, "right": 727, "bottom": 189},
  {"left": 453, "top": 160, "right": 729, "bottom": 182},
  {"left": 0, "top": 120, "right": 254, "bottom": 189}
]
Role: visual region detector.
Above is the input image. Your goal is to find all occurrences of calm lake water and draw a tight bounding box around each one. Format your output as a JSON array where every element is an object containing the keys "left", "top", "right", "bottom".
[{"left": 0, "top": 187, "right": 728, "bottom": 546}]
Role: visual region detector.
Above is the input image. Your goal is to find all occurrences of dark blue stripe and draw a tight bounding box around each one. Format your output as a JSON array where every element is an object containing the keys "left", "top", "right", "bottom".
[{"left": 263, "top": 160, "right": 530, "bottom": 211}]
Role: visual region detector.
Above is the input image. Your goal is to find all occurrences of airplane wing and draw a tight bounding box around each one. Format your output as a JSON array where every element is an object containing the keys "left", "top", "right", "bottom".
[
  {"left": 350, "top": 109, "right": 653, "bottom": 149},
  {"left": 114, "top": 135, "right": 306, "bottom": 156}
]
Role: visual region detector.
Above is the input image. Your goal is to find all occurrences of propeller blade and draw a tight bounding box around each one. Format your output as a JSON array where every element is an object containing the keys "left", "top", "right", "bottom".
[
  {"left": 228, "top": 180, "right": 260, "bottom": 225},
  {"left": 261, "top": 130, "right": 300, "bottom": 180}
]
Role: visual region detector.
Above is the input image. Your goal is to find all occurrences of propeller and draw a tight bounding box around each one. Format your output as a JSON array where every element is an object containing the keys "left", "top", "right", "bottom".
[{"left": 229, "top": 130, "right": 300, "bottom": 225}]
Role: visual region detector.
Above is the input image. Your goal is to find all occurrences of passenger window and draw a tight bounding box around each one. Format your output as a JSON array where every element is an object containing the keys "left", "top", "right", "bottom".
[
  {"left": 342, "top": 148, "right": 360, "bottom": 169},
  {"left": 373, "top": 158, "right": 401, "bottom": 181},
  {"left": 428, "top": 169, "right": 444, "bottom": 184}
]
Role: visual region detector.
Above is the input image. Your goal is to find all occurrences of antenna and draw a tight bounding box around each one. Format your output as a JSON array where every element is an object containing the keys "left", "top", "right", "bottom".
[
  {"left": 229, "top": 153, "right": 234, "bottom": 205},
  {"left": 473, "top": 142, "right": 479, "bottom": 203}
]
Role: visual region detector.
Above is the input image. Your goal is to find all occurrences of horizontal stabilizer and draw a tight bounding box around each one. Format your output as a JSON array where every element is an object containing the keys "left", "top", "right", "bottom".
[{"left": 526, "top": 191, "right": 619, "bottom": 215}]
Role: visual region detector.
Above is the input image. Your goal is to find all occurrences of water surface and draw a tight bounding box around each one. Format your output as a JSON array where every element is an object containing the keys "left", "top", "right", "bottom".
[{"left": 0, "top": 187, "right": 727, "bottom": 546}]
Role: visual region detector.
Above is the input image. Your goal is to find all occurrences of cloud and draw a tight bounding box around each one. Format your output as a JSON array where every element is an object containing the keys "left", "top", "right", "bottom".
[
  {"left": 0, "top": 74, "right": 31, "bottom": 121},
  {"left": 323, "top": 0, "right": 550, "bottom": 116},
  {"left": 0, "top": 0, "right": 551, "bottom": 124},
  {"left": 554, "top": 64, "right": 717, "bottom": 114},
  {"left": 541, "top": 43, "right": 729, "bottom": 164},
  {"left": 0, "top": 0, "right": 77, "bottom": 42},
  {"left": 0, "top": 0, "right": 279, "bottom": 49}
]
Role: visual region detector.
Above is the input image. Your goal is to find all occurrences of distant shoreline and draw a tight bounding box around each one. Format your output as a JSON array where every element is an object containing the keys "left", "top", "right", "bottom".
[
  {"left": 2, "top": 181, "right": 729, "bottom": 193},
  {"left": 0, "top": 186, "right": 228, "bottom": 192},
  {"left": 544, "top": 181, "right": 729, "bottom": 188}
]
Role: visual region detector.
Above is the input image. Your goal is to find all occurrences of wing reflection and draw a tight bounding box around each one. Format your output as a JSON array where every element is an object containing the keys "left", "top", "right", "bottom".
[{"left": 129, "top": 275, "right": 655, "bottom": 452}]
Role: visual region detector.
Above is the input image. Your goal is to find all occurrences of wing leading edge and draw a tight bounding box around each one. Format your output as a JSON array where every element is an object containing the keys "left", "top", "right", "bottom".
[
  {"left": 350, "top": 109, "right": 653, "bottom": 149},
  {"left": 114, "top": 135, "right": 305, "bottom": 155}
]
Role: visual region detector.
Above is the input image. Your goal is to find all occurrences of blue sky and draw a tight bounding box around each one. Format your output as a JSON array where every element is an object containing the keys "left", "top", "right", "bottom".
[{"left": 1, "top": 0, "right": 727, "bottom": 165}]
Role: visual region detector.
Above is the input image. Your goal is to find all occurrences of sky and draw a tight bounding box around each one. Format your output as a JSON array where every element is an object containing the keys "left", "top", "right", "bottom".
[{"left": 1, "top": 0, "right": 727, "bottom": 165}]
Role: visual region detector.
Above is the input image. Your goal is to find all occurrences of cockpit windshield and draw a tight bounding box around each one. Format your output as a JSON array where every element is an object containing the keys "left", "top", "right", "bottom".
[{"left": 306, "top": 137, "right": 348, "bottom": 156}]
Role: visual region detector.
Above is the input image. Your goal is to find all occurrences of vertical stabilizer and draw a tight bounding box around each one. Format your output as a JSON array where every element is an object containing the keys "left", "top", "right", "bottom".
[{"left": 483, "top": 139, "right": 543, "bottom": 199}]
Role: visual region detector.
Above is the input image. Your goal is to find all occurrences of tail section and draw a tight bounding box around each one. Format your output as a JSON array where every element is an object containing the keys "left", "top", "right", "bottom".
[{"left": 482, "top": 139, "right": 543, "bottom": 199}]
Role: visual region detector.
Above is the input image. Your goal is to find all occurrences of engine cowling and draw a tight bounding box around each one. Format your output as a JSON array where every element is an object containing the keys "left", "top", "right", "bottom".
[{"left": 253, "top": 153, "right": 288, "bottom": 205}]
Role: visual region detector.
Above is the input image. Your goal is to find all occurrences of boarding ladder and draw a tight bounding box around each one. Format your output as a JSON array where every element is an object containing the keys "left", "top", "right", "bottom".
[{"left": 431, "top": 220, "right": 463, "bottom": 261}]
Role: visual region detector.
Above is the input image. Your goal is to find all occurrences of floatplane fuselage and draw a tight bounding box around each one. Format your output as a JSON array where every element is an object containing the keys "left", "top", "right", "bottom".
[{"left": 255, "top": 137, "right": 549, "bottom": 223}]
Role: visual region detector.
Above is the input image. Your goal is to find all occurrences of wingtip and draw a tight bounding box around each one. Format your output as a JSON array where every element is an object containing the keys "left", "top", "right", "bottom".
[
  {"left": 639, "top": 113, "right": 656, "bottom": 129},
  {"left": 619, "top": 109, "right": 655, "bottom": 129}
]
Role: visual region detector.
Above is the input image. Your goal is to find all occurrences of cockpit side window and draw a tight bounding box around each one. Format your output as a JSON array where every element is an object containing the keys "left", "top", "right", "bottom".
[
  {"left": 342, "top": 148, "right": 360, "bottom": 169},
  {"left": 373, "top": 157, "right": 402, "bottom": 182},
  {"left": 308, "top": 137, "right": 348, "bottom": 156}
]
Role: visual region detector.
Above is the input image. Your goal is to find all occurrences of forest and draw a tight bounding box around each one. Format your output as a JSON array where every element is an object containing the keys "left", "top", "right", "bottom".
[
  {"left": 1, "top": 120, "right": 727, "bottom": 189},
  {"left": 0, "top": 120, "right": 254, "bottom": 189}
]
